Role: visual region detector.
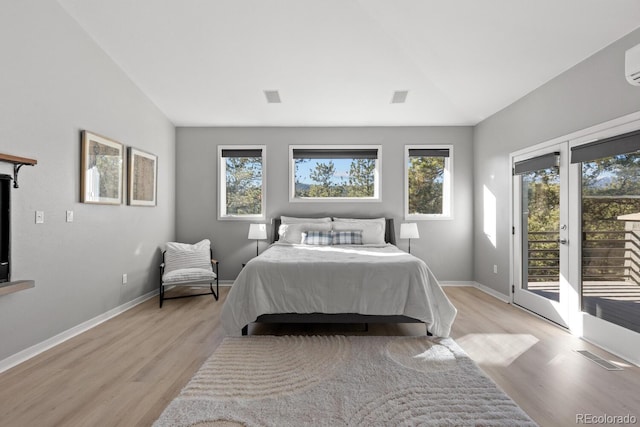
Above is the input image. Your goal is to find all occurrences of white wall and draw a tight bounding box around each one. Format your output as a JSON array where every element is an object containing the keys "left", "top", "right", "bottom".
[
  {"left": 176, "top": 126, "right": 474, "bottom": 282},
  {"left": 0, "top": 0, "right": 175, "bottom": 361},
  {"left": 473, "top": 28, "right": 640, "bottom": 296}
]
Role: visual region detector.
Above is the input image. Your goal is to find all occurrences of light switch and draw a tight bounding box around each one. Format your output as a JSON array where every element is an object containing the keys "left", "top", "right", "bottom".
[
  {"left": 35, "top": 211, "right": 44, "bottom": 224},
  {"left": 66, "top": 210, "right": 74, "bottom": 222}
]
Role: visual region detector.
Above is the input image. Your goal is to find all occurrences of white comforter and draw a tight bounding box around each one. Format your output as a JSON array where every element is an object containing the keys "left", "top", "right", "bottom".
[{"left": 221, "top": 243, "right": 457, "bottom": 337}]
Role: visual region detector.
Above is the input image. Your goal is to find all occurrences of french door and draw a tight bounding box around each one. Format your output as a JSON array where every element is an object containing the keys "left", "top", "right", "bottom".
[
  {"left": 511, "top": 115, "right": 640, "bottom": 366},
  {"left": 512, "top": 143, "right": 571, "bottom": 328}
]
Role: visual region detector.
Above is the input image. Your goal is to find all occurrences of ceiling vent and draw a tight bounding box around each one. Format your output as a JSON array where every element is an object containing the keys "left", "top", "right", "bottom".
[
  {"left": 391, "top": 90, "right": 409, "bottom": 104},
  {"left": 264, "top": 90, "right": 282, "bottom": 103},
  {"left": 625, "top": 44, "right": 640, "bottom": 86}
]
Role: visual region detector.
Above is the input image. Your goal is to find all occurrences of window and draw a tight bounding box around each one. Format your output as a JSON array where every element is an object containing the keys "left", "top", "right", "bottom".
[
  {"left": 405, "top": 145, "right": 453, "bottom": 219},
  {"left": 289, "top": 145, "right": 381, "bottom": 202},
  {"left": 218, "top": 145, "right": 265, "bottom": 220}
]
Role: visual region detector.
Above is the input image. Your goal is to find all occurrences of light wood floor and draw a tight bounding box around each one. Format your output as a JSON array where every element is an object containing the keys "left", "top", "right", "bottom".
[{"left": 0, "top": 286, "right": 638, "bottom": 427}]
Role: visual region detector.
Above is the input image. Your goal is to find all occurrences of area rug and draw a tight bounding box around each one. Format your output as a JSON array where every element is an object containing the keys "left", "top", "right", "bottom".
[{"left": 154, "top": 335, "right": 537, "bottom": 426}]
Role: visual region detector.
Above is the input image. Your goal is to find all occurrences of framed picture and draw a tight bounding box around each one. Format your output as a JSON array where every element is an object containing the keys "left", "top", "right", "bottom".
[
  {"left": 80, "top": 131, "right": 124, "bottom": 205},
  {"left": 127, "top": 147, "right": 157, "bottom": 206}
]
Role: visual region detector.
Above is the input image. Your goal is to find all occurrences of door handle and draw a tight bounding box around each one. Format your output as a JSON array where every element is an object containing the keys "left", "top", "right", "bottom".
[{"left": 559, "top": 238, "right": 568, "bottom": 245}]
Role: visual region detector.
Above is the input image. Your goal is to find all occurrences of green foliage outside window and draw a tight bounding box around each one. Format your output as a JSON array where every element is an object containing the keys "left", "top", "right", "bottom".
[
  {"left": 523, "top": 169, "right": 560, "bottom": 234},
  {"left": 581, "top": 153, "right": 640, "bottom": 283},
  {"left": 407, "top": 156, "right": 444, "bottom": 215},
  {"left": 582, "top": 154, "right": 640, "bottom": 233},
  {"left": 522, "top": 169, "right": 560, "bottom": 281},
  {"left": 523, "top": 152, "right": 640, "bottom": 284},
  {"left": 294, "top": 158, "right": 376, "bottom": 198},
  {"left": 225, "top": 157, "right": 262, "bottom": 215}
]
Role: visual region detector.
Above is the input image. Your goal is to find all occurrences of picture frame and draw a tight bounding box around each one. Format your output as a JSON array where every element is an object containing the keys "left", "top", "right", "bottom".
[
  {"left": 80, "top": 131, "right": 124, "bottom": 205},
  {"left": 127, "top": 147, "right": 157, "bottom": 206}
]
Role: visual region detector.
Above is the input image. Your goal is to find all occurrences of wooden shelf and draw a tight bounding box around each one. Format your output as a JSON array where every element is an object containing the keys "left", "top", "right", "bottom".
[
  {"left": 0, "top": 152, "right": 37, "bottom": 188},
  {"left": 0, "top": 153, "right": 37, "bottom": 166},
  {"left": 0, "top": 280, "right": 35, "bottom": 296}
]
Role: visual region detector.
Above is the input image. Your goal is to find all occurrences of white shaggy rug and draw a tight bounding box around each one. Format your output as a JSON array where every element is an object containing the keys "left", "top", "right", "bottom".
[{"left": 154, "top": 335, "right": 537, "bottom": 426}]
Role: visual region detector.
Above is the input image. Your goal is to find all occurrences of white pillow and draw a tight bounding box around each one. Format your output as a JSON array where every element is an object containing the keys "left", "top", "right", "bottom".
[
  {"left": 164, "top": 239, "right": 212, "bottom": 274},
  {"left": 332, "top": 218, "right": 386, "bottom": 244},
  {"left": 279, "top": 222, "right": 332, "bottom": 244},
  {"left": 280, "top": 216, "right": 332, "bottom": 224}
]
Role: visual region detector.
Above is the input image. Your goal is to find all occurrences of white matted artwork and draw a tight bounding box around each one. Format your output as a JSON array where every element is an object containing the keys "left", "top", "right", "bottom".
[
  {"left": 127, "top": 147, "right": 157, "bottom": 206},
  {"left": 80, "top": 131, "right": 124, "bottom": 205}
]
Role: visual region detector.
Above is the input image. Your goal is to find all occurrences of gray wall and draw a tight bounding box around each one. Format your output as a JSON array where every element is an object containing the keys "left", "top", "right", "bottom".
[
  {"left": 0, "top": 0, "right": 175, "bottom": 361},
  {"left": 473, "top": 28, "right": 640, "bottom": 296},
  {"left": 176, "top": 127, "right": 474, "bottom": 282}
]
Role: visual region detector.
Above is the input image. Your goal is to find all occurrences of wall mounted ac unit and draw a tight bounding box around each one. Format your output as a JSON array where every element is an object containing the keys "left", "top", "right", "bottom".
[{"left": 626, "top": 44, "right": 640, "bottom": 86}]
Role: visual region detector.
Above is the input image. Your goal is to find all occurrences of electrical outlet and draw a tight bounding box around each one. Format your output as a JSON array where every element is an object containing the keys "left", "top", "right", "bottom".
[
  {"left": 493, "top": 265, "right": 498, "bottom": 274},
  {"left": 122, "top": 274, "right": 127, "bottom": 284},
  {"left": 35, "top": 211, "right": 44, "bottom": 224},
  {"left": 66, "top": 210, "right": 74, "bottom": 222}
]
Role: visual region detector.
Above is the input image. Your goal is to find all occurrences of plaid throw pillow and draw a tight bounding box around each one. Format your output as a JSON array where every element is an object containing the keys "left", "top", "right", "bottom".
[
  {"left": 302, "top": 230, "right": 333, "bottom": 245},
  {"left": 332, "top": 230, "right": 363, "bottom": 245}
]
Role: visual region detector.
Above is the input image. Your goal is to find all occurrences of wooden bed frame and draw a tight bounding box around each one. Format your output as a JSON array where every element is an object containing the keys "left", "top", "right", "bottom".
[{"left": 241, "top": 217, "right": 430, "bottom": 335}]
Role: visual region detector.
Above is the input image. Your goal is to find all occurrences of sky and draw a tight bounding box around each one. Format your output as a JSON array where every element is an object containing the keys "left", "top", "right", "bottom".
[{"left": 295, "top": 158, "right": 355, "bottom": 185}]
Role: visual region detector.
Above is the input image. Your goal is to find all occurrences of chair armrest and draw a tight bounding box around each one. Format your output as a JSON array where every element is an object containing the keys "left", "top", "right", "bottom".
[{"left": 211, "top": 259, "right": 219, "bottom": 276}]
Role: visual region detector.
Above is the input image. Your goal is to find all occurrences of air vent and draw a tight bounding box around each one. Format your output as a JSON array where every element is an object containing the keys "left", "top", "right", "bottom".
[
  {"left": 575, "top": 350, "right": 623, "bottom": 371},
  {"left": 391, "top": 90, "right": 408, "bottom": 104},
  {"left": 264, "top": 90, "right": 281, "bottom": 104}
]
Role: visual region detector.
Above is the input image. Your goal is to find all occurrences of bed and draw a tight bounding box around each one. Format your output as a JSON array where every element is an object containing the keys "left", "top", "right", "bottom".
[{"left": 220, "top": 217, "right": 457, "bottom": 337}]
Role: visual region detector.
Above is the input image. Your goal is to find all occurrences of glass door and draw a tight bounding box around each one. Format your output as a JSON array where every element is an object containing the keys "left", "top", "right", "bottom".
[
  {"left": 512, "top": 144, "right": 570, "bottom": 327},
  {"left": 569, "top": 127, "right": 640, "bottom": 364}
]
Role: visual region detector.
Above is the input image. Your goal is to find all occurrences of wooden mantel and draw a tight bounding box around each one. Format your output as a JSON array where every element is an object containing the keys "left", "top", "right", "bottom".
[{"left": 0, "top": 152, "right": 37, "bottom": 188}]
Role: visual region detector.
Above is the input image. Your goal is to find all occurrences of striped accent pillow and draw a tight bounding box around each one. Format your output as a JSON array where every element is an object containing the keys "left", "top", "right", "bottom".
[
  {"left": 164, "top": 239, "right": 212, "bottom": 274},
  {"left": 332, "top": 230, "right": 363, "bottom": 245},
  {"left": 302, "top": 230, "right": 333, "bottom": 245}
]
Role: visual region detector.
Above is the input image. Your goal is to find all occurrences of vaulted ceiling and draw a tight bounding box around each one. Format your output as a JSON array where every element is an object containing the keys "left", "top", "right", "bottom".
[{"left": 57, "top": 0, "right": 640, "bottom": 126}]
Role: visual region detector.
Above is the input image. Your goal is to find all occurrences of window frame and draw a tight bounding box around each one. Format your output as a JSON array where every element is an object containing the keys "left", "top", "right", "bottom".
[
  {"left": 288, "top": 144, "right": 382, "bottom": 203},
  {"left": 217, "top": 145, "right": 266, "bottom": 221},
  {"left": 404, "top": 144, "right": 454, "bottom": 220}
]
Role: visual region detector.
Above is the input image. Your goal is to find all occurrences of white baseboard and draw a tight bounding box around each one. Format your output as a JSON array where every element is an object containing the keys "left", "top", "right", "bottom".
[
  {"left": 440, "top": 281, "right": 476, "bottom": 287},
  {"left": 440, "top": 280, "right": 510, "bottom": 303},
  {"left": 0, "top": 289, "right": 158, "bottom": 374},
  {"left": 471, "top": 281, "right": 511, "bottom": 303},
  {"left": 426, "top": 280, "right": 512, "bottom": 303}
]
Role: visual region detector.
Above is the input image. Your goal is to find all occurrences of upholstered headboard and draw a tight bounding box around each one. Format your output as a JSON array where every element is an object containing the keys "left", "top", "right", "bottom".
[{"left": 272, "top": 217, "right": 396, "bottom": 245}]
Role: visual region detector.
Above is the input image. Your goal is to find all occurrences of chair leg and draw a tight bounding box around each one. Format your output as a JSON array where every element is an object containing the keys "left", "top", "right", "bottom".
[
  {"left": 210, "top": 280, "right": 219, "bottom": 301},
  {"left": 213, "top": 263, "right": 219, "bottom": 301},
  {"left": 159, "top": 283, "right": 164, "bottom": 308}
]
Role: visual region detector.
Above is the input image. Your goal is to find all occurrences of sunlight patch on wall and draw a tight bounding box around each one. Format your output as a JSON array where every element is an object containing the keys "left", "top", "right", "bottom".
[{"left": 483, "top": 185, "right": 497, "bottom": 248}]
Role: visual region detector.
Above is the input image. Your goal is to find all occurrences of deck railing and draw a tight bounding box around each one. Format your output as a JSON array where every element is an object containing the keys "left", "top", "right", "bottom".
[{"left": 527, "top": 224, "right": 640, "bottom": 283}]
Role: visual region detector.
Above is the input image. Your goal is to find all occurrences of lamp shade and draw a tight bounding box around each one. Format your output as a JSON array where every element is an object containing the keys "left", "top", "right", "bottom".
[
  {"left": 248, "top": 223, "right": 267, "bottom": 240},
  {"left": 400, "top": 223, "right": 420, "bottom": 239}
]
